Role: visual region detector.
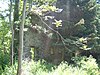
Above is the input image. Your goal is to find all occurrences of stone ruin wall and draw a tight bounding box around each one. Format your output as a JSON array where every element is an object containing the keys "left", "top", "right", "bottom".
[{"left": 23, "top": 0, "right": 85, "bottom": 64}]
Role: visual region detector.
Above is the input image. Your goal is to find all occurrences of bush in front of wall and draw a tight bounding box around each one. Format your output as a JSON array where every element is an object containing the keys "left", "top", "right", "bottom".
[{"left": 1, "top": 56, "right": 100, "bottom": 75}]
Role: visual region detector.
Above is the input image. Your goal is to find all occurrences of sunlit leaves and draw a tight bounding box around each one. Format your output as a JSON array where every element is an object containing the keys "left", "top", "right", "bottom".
[
  {"left": 0, "top": 17, "right": 11, "bottom": 52},
  {"left": 30, "top": 48, "right": 35, "bottom": 59},
  {"left": 78, "top": 37, "right": 92, "bottom": 50},
  {"left": 75, "top": 18, "right": 85, "bottom": 26},
  {"left": 40, "top": 5, "right": 57, "bottom": 12},
  {"left": 53, "top": 19, "right": 62, "bottom": 27},
  {"left": 79, "top": 37, "right": 86, "bottom": 42},
  {"left": 19, "top": 0, "right": 23, "bottom": 15},
  {"left": 31, "top": 5, "right": 58, "bottom": 15},
  {"left": 30, "top": 0, "right": 63, "bottom": 30},
  {"left": 44, "top": 16, "right": 54, "bottom": 20},
  {"left": 82, "top": 45, "right": 87, "bottom": 50},
  {"left": 32, "top": 0, "right": 57, "bottom": 5}
]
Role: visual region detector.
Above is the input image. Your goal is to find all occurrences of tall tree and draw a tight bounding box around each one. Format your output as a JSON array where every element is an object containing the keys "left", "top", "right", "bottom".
[
  {"left": 17, "top": 0, "right": 27, "bottom": 75},
  {"left": 13, "top": 0, "right": 20, "bottom": 61},
  {"left": 9, "top": 0, "right": 14, "bottom": 66},
  {"left": 14, "top": 0, "right": 20, "bottom": 22}
]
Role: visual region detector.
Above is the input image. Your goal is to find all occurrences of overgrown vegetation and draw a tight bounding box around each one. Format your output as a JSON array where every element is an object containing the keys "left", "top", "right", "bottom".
[
  {"left": 0, "top": 0, "right": 100, "bottom": 75},
  {"left": 1, "top": 56, "right": 100, "bottom": 75}
]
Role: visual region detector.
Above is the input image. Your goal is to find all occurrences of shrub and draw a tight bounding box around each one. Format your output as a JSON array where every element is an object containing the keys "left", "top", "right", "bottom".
[
  {"left": 0, "top": 51, "right": 10, "bottom": 75},
  {"left": 72, "top": 55, "right": 100, "bottom": 75},
  {"left": 1, "top": 63, "right": 17, "bottom": 75},
  {"left": 1, "top": 57, "right": 100, "bottom": 75}
]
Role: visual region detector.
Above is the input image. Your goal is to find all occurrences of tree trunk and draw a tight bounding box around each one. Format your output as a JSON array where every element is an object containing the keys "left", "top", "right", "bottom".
[
  {"left": 14, "top": 0, "right": 20, "bottom": 22},
  {"left": 17, "top": 0, "right": 27, "bottom": 75},
  {"left": 13, "top": 0, "right": 20, "bottom": 62},
  {"left": 9, "top": 0, "right": 14, "bottom": 66}
]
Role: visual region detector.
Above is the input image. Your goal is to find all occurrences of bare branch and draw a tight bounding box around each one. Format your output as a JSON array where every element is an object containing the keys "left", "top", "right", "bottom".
[{"left": 35, "top": 13, "right": 72, "bottom": 52}]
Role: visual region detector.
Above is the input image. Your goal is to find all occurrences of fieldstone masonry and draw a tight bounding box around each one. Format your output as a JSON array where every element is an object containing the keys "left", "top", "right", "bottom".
[{"left": 23, "top": 0, "right": 84, "bottom": 64}]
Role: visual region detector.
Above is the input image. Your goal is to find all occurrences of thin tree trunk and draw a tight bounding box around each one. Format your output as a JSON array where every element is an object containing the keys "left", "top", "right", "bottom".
[
  {"left": 9, "top": 0, "right": 14, "bottom": 66},
  {"left": 17, "top": 0, "right": 27, "bottom": 75},
  {"left": 13, "top": 0, "right": 20, "bottom": 62},
  {"left": 14, "top": 0, "right": 20, "bottom": 22}
]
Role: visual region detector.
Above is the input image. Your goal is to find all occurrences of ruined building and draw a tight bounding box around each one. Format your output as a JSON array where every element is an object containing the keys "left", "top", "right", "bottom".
[{"left": 23, "top": 0, "right": 100, "bottom": 64}]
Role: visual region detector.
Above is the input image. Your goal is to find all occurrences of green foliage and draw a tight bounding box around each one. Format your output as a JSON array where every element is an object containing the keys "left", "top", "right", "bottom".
[
  {"left": 73, "top": 0, "right": 100, "bottom": 52},
  {"left": 0, "top": 51, "right": 10, "bottom": 75},
  {"left": 30, "top": 48, "right": 35, "bottom": 59},
  {"left": 29, "top": 0, "right": 62, "bottom": 28},
  {"left": 1, "top": 60, "right": 54, "bottom": 75},
  {"left": 1, "top": 57, "right": 100, "bottom": 75},
  {"left": 72, "top": 56, "right": 100, "bottom": 75},
  {"left": 53, "top": 19, "right": 62, "bottom": 27},
  {"left": 1, "top": 63, "right": 18, "bottom": 75},
  {"left": 0, "top": 4, "right": 11, "bottom": 74},
  {"left": 32, "top": 0, "right": 57, "bottom": 5},
  {"left": 26, "top": 60, "right": 54, "bottom": 75},
  {"left": 1, "top": 0, "right": 100, "bottom": 75},
  {"left": 0, "top": 17, "right": 11, "bottom": 53},
  {"left": 31, "top": 3, "right": 58, "bottom": 16}
]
